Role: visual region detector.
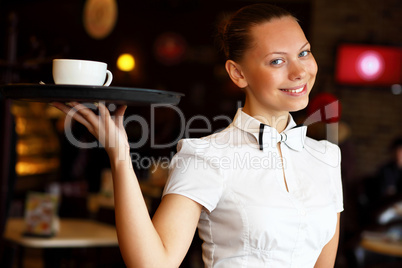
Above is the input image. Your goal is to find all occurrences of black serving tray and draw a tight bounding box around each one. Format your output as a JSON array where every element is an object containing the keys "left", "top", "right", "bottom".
[{"left": 0, "top": 84, "right": 184, "bottom": 105}]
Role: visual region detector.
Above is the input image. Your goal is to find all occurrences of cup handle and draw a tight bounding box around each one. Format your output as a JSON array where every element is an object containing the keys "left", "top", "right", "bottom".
[{"left": 103, "top": 70, "right": 113, "bottom": 86}]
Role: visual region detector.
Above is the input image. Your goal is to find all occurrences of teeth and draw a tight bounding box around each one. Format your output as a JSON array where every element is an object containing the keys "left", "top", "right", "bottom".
[{"left": 281, "top": 86, "right": 304, "bottom": 93}]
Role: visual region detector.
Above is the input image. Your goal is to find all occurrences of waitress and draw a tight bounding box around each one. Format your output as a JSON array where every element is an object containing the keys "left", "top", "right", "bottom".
[{"left": 53, "top": 3, "right": 343, "bottom": 267}]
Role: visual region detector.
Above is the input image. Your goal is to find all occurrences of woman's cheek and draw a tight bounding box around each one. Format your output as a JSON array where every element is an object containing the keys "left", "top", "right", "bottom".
[{"left": 309, "top": 58, "right": 318, "bottom": 77}]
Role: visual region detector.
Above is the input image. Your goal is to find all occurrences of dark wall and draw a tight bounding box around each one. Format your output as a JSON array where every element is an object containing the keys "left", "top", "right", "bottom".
[
  {"left": 0, "top": 1, "right": 313, "bottom": 158},
  {"left": 0, "top": 0, "right": 310, "bottom": 112},
  {"left": 2, "top": 0, "right": 399, "bottom": 178},
  {"left": 309, "top": 0, "right": 402, "bottom": 179}
]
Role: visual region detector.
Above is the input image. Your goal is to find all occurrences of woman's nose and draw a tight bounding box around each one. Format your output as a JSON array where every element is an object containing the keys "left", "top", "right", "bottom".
[{"left": 288, "top": 61, "right": 307, "bottom": 81}]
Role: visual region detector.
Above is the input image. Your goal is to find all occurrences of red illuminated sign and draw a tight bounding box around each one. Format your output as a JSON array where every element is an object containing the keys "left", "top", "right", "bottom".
[{"left": 335, "top": 44, "right": 402, "bottom": 86}]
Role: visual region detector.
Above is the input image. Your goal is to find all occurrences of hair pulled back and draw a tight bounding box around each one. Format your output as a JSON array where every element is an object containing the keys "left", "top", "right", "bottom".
[{"left": 217, "top": 3, "right": 295, "bottom": 62}]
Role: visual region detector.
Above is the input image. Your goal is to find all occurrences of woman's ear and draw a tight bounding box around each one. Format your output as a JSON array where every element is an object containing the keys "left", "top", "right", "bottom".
[{"left": 225, "top": 60, "right": 248, "bottom": 89}]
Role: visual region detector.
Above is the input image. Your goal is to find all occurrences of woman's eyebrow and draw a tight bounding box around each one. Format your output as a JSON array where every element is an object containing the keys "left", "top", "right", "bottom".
[
  {"left": 265, "top": 42, "right": 310, "bottom": 57},
  {"left": 299, "top": 42, "right": 310, "bottom": 50}
]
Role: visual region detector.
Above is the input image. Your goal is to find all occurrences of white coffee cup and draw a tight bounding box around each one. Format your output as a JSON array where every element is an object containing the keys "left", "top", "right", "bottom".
[{"left": 52, "top": 59, "right": 113, "bottom": 86}]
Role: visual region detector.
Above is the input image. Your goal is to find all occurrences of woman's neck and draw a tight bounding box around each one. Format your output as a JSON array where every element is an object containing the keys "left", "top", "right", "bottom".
[{"left": 242, "top": 102, "right": 289, "bottom": 133}]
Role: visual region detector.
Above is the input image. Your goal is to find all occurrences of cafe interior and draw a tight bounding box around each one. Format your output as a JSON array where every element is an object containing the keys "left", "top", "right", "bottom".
[{"left": 0, "top": 0, "right": 401, "bottom": 267}]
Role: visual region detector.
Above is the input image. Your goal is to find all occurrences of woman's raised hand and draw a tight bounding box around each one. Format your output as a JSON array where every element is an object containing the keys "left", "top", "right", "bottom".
[
  {"left": 51, "top": 101, "right": 129, "bottom": 160},
  {"left": 52, "top": 101, "right": 204, "bottom": 267}
]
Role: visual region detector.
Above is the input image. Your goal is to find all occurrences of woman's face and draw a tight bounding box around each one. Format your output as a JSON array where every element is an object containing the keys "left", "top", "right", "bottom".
[{"left": 238, "top": 16, "right": 318, "bottom": 117}]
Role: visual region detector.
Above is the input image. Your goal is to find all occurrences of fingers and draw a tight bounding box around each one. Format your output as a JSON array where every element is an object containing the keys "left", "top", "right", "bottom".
[
  {"left": 65, "top": 102, "right": 99, "bottom": 131},
  {"left": 51, "top": 102, "right": 89, "bottom": 126},
  {"left": 97, "top": 102, "right": 111, "bottom": 120},
  {"left": 50, "top": 102, "right": 72, "bottom": 114},
  {"left": 51, "top": 101, "right": 129, "bottom": 154},
  {"left": 115, "top": 105, "right": 127, "bottom": 117},
  {"left": 51, "top": 101, "right": 125, "bottom": 127},
  {"left": 96, "top": 103, "right": 127, "bottom": 127},
  {"left": 51, "top": 102, "right": 96, "bottom": 131},
  {"left": 116, "top": 105, "right": 127, "bottom": 128},
  {"left": 69, "top": 102, "right": 99, "bottom": 120}
]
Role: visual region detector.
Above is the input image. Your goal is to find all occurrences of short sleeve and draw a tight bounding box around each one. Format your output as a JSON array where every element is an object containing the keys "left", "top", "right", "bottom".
[
  {"left": 162, "top": 139, "right": 225, "bottom": 212},
  {"left": 332, "top": 144, "right": 344, "bottom": 213},
  {"left": 305, "top": 138, "right": 344, "bottom": 213}
]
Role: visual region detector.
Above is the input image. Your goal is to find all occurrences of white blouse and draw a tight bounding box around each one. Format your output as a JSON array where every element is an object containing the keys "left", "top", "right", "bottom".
[{"left": 163, "top": 109, "right": 343, "bottom": 268}]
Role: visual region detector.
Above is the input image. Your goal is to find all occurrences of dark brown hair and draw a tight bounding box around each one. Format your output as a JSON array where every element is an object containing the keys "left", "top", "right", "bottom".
[{"left": 217, "top": 3, "right": 295, "bottom": 62}]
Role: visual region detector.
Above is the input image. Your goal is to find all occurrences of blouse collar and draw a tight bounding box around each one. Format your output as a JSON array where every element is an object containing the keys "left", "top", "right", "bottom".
[{"left": 232, "top": 108, "right": 296, "bottom": 141}]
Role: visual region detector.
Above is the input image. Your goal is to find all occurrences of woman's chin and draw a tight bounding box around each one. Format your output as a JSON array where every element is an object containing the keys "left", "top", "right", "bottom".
[{"left": 288, "top": 99, "right": 309, "bottom": 112}]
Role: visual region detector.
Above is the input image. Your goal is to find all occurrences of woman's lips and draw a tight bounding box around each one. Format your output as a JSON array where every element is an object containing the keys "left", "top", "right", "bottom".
[{"left": 279, "top": 84, "right": 307, "bottom": 96}]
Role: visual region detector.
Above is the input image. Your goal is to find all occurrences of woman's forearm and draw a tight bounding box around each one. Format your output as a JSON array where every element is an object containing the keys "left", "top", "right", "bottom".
[
  {"left": 110, "top": 153, "right": 171, "bottom": 267},
  {"left": 51, "top": 102, "right": 199, "bottom": 267}
]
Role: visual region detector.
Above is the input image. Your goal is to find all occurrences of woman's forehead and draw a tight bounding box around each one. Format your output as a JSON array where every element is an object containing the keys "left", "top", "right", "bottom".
[{"left": 249, "top": 17, "right": 307, "bottom": 53}]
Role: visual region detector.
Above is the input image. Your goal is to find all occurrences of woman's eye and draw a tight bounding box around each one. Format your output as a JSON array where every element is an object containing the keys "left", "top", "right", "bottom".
[
  {"left": 270, "top": 59, "right": 284, "bottom": 65},
  {"left": 299, "top": 50, "right": 311, "bottom": 57}
]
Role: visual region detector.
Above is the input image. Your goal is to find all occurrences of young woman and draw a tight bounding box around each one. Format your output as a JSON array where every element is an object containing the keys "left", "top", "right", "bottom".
[{"left": 53, "top": 3, "right": 343, "bottom": 267}]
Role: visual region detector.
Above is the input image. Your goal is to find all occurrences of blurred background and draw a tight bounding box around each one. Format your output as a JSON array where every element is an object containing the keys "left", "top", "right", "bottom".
[{"left": 0, "top": 0, "right": 401, "bottom": 267}]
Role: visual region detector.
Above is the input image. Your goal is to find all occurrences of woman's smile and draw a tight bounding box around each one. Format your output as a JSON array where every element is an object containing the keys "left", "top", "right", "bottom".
[
  {"left": 279, "top": 83, "right": 307, "bottom": 96},
  {"left": 232, "top": 16, "right": 318, "bottom": 121}
]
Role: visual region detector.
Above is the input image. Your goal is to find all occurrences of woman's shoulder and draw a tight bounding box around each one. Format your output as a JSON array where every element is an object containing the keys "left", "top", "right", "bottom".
[
  {"left": 304, "top": 137, "right": 341, "bottom": 167},
  {"left": 304, "top": 136, "right": 340, "bottom": 150},
  {"left": 176, "top": 126, "right": 235, "bottom": 155}
]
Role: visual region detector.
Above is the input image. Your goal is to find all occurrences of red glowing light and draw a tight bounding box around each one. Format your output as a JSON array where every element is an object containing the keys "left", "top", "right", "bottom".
[
  {"left": 335, "top": 44, "right": 402, "bottom": 86},
  {"left": 356, "top": 51, "right": 384, "bottom": 80}
]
